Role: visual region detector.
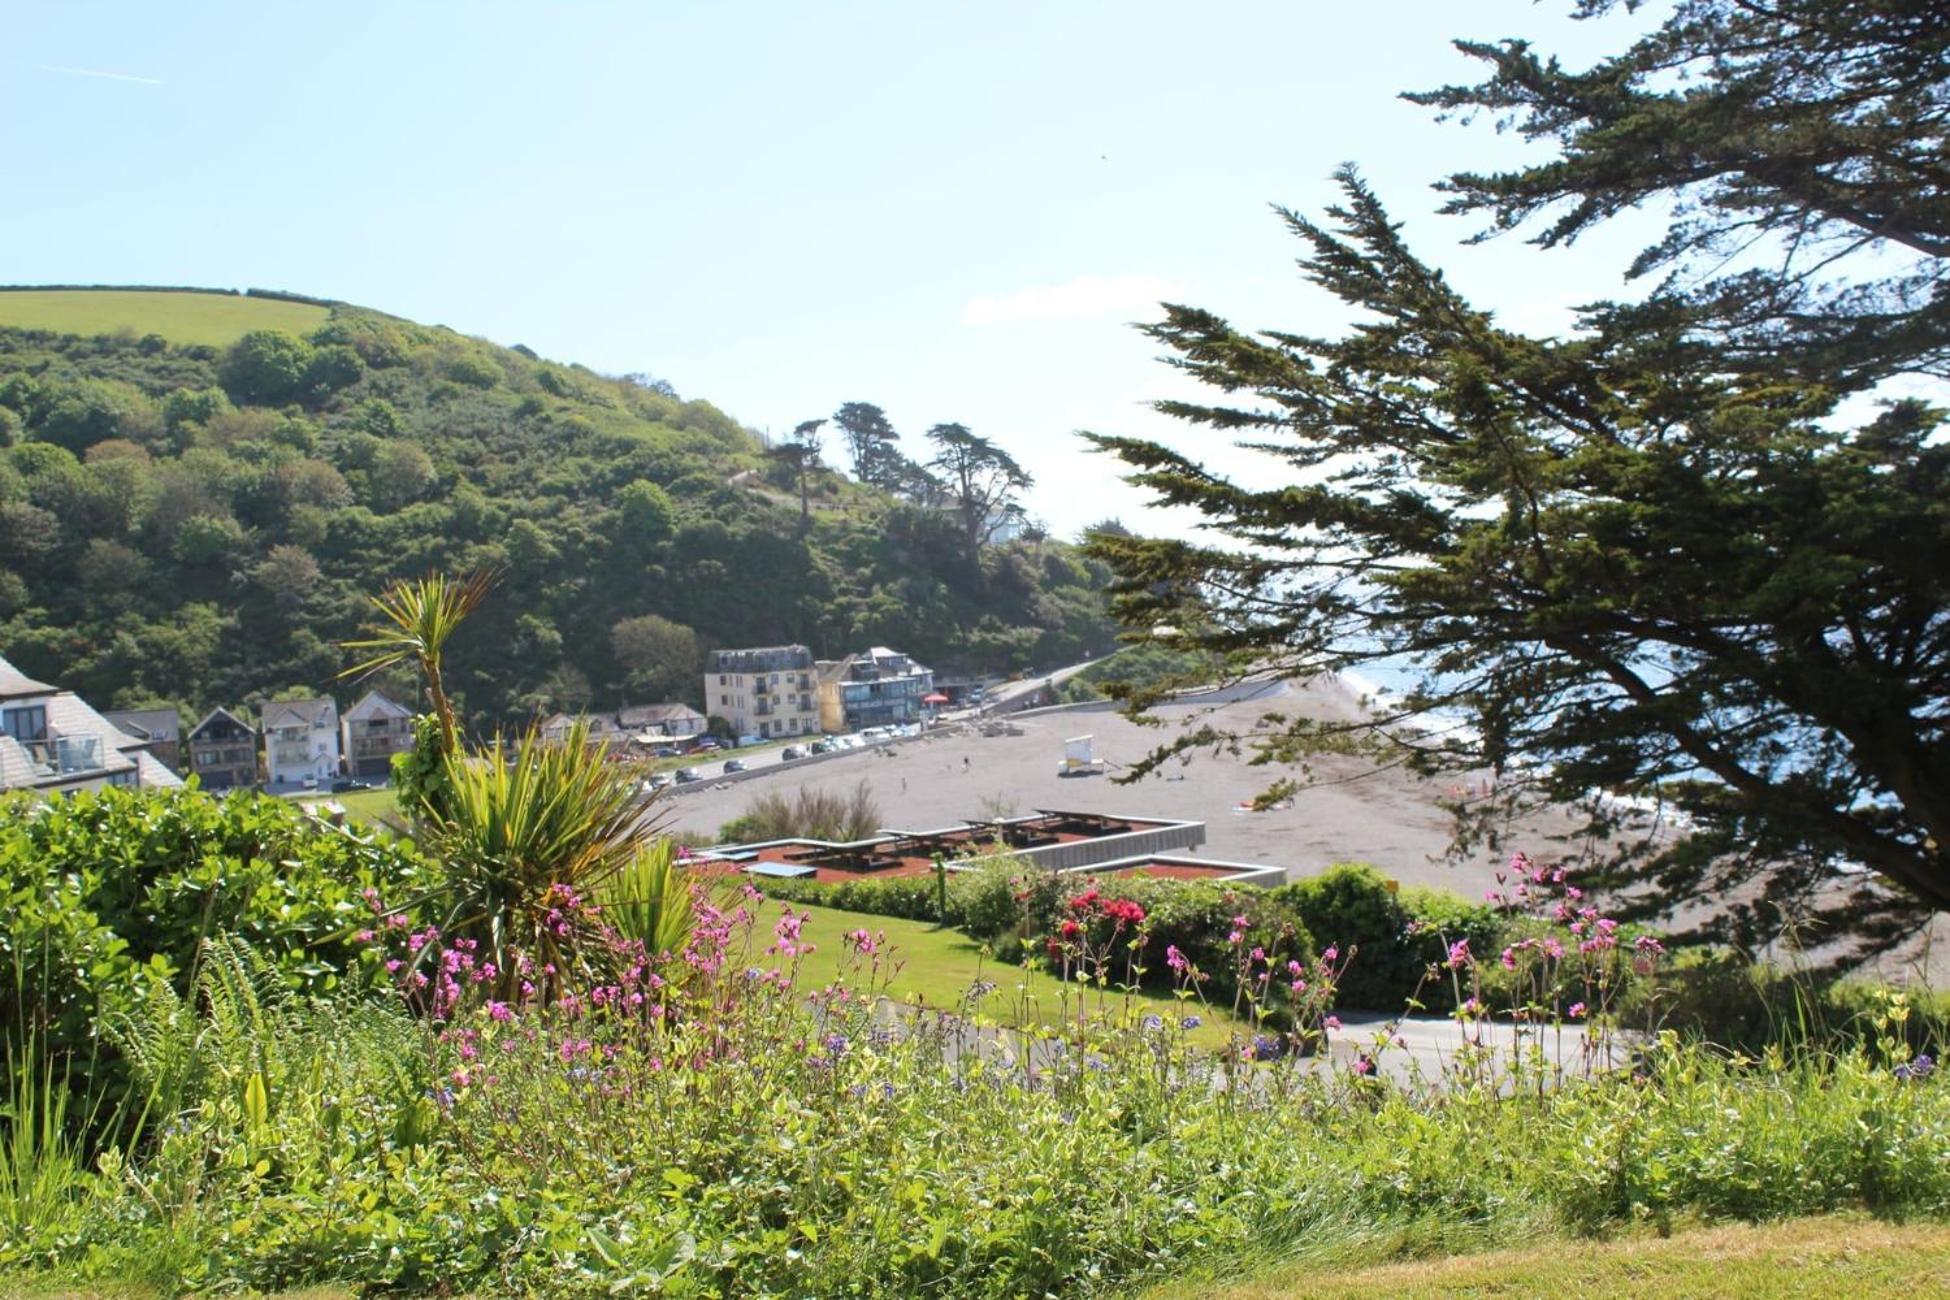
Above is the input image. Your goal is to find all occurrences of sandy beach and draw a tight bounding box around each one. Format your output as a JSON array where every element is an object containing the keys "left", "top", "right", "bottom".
[{"left": 661, "top": 675, "right": 1578, "bottom": 899}]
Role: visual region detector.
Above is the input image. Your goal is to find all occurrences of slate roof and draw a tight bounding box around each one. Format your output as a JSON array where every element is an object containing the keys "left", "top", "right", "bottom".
[
  {"left": 104, "top": 708, "right": 181, "bottom": 743},
  {"left": 0, "top": 657, "right": 55, "bottom": 701},
  {"left": 343, "top": 690, "right": 412, "bottom": 721},
  {"left": 261, "top": 697, "right": 339, "bottom": 730},
  {"left": 616, "top": 702, "right": 705, "bottom": 727},
  {"left": 188, "top": 706, "right": 256, "bottom": 741}
]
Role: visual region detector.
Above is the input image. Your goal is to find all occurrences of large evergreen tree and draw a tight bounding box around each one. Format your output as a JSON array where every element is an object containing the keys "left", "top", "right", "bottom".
[{"left": 1086, "top": 0, "right": 1950, "bottom": 956}]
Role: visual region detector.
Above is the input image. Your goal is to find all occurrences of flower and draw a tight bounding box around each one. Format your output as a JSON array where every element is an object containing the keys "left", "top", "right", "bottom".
[
  {"left": 1351, "top": 1054, "right": 1374, "bottom": 1077},
  {"left": 1323, "top": 1015, "right": 1341, "bottom": 1031},
  {"left": 1165, "top": 945, "right": 1189, "bottom": 973},
  {"left": 1180, "top": 1015, "right": 1202, "bottom": 1030},
  {"left": 1568, "top": 1002, "right": 1588, "bottom": 1019},
  {"left": 1447, "top": 939, "right": 1472, "bottom": 969}
]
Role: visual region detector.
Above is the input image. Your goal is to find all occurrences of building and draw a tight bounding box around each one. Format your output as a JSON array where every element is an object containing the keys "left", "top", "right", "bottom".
[
  {"left": 260, "top": 697, "right": 340, "bottom": 791},
  {"left": 615, "top": 702, "right": 707, "bottom": 741},
  {"left": 185, "top": 707, "right": 258, "bottom": 790},
  {"left": 0, "top": 657, "right": 184, "bottom": 794},
  {"left": 704, "top": 645, "right": 819, "bottom": 739},
  {"left": 814, "top": 646, "right": 934, "bottom": 732},
  {"left": 691, "top": 809, "right": 1209, "bottom": 884},
  {"left": 103, "top": 707, "right": 183, "bottom": 773},
  {"left": 340, "top": 690, "right": 414, "bottom": 780}
]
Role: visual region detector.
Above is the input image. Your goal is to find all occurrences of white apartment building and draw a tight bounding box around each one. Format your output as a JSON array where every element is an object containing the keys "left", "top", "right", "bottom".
[
  {"left": 0, "top": 657, "right": 183, "bottom": 795},
  {"left": 704, "top": 645, "right": 820, "bottom": 739},
  {"left": 260, "top": 696, "right": 341, "bottom": 790}
]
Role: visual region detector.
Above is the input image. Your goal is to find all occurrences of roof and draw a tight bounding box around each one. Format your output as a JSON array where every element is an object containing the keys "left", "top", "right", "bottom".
[
  {"left": 0, "top": 656, "right": 55, "bottom": 702},
  {"left": 616, "top": 702, "right": 705, "bottom": 726},
  {"left": 342, "top": 690, "right": 412, "bottom": 721},
  {"left": 103, "top": 708, "right": 181, "bottom": 742},
  {"left": 132, "top": 750, "right": 185, "bottom": 788},
  {"left": 261, "top": 697, "right": 339, "bottom": 729},
  {"left": 708, "top": 645, "right": 814, "bottom": 674},
  {"left": 2, "top": 686, "right": 179, "bottom": 792},
  {"left": 188, "top": 706, "right": 255, "bottom": 740}
]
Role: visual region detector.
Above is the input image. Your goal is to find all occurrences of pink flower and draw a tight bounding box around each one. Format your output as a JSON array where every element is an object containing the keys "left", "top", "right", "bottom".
[
  {"left": 1166, "top": 945, "right": 1188, "bottom": 973},
  {"left": 1568, "top": 1002, "right": 1587, "bottom": 1019},
  {"left": 1447, "top": 939, "right": 1471, "bottom": 969},
  {"left": 1351, "top": 1054, "right": 1374, "bottom": 1076},
  {"left": 1321, "top": 945, "right": 1339, "bottom": 963},
  {"left": 486, "top": 1000, "right": 512, "bottom": 1021},
  {"left": 1323, "top": 1015, "right": 1341, "bottom": 1031}
]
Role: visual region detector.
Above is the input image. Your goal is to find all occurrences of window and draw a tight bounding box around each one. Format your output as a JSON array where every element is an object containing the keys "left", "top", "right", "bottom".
[
  {"left": 719, "top": 675, "right": 727, "bottom": 685},
  {"left": 2, "top": 705, "right": 47, "bottom": 742}
]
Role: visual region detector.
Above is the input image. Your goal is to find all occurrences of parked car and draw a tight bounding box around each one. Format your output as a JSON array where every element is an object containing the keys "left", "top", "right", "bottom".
[
  {"left": 723, "top": 758, "right": 747, "bottom": 774},
  {"left": 781, "top": 745, "right": 805, "bottom": 761},
  {"left": 693, "top": 738, "right": 721, "bottom": 752},
  {"left": 673, "top": 767, "right": 703, "bottom": 784},
  {"left": 648, "top": 772, "right": 673, "bottom": 791},
  {"left": 330, "top": 778, "right": 372, "bottom": 794},
  {"left": 808, "top": 740, "right": 833, "bottom": 755}
]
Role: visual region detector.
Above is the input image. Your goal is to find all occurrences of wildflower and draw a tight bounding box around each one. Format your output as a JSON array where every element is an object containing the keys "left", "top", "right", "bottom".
[
  {"left": 1165, "top": 945, "right": 1189, "bottom": 973},
  {"left": 1323, "top": 1015, "right": 1341, "bottom": 1031},
  {"left": 1320, "top": 945, "right": 1338, "bottom": 964},
  {"left": 1633, "top": 934, "right": 1665, "bottom": 956},
  {"left": 1180, "top": 1015, "right": 1202, "bottom": 1030},
  {"left": 1447, "top": 939, "right": 1472, "bottom": 969},
  {"left": 1568, "top": 1002, "right": 1587, "bottom": 1019},
  {"left": 1500, "top": 947, "right": 1518, "bottom": 971},
  {"left": 1542, "top": 937, "right": 1564, "bottom": 960},
  {"left": 1142, "top": 1014, "right": 1163, "bottom": 1031},
  {"left": 1351, "top": 1054, "right": 1374, "bottom": 1077},
  {"left": 486, "top": 1000, "right": 511, "bottom": 1021}
]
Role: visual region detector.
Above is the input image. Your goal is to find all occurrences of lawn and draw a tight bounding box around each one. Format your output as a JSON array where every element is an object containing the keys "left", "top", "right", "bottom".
[
  {"left": 0, "top": 289, "right": 329, "bottom": 346},
  {"left": 1164, "top": 1215, "right": 1950, "bottom": 1299},
  {"left": 758, "top": 896, "right": 1235, "bottom": 1046}
]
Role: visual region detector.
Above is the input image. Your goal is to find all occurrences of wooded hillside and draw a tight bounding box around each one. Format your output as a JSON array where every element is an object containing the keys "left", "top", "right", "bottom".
[{"left": 0, "top": 292, "right": 1114, "bottom": 726}]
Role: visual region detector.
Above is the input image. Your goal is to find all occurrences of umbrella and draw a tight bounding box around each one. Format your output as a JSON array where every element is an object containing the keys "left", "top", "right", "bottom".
[{"left": 922, "top": 692, "right": 950, "bottom": 704}]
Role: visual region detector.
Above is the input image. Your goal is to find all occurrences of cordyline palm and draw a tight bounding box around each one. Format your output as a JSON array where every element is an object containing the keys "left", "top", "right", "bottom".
[
  {"left": 339, "top": 569, "right": 495, "bottom": 755},
  {"left": 423, "top": 719, "right": 662, "bottom": 1003}
]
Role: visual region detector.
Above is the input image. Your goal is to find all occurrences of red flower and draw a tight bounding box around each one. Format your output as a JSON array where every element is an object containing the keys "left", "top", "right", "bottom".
[{"left": 1059, "top": 918, "right": 1082, "bottom": 939}]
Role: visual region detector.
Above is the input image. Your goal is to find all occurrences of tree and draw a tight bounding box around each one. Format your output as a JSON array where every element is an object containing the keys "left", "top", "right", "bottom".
[
  {"left": 1086, "top": 170, "right": 1950, "bottom": 956},
  {"left": 832, "top": 401, "right": 904, "bottom": 488},
  {"left": 252, "top": 543, "right": 322, "bottom": 613},
  {"left": 769, "top": 419, "right": 826, "bottom": 529},
  {"left": 616, "top": 478, "right": 675, "bottom": 544},
  {"left": 369, "top": 441, "right": 435, "bottom": 512},
  {"left": 925, "top": 423, "right": 1032, "bottom": 557},
  {"left": 218, "top": 330, "right": 314, "bottom": 405},
  {"left": 610, "top": 614, "right": 701, "bottom": 701},
  {"left": 1411, "top": 0, "right": 1950, "bottom": 388}
]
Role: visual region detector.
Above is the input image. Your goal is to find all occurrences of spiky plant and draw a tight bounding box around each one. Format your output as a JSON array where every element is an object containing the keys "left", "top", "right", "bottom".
[
  {"left": 595, "top": 838, "right": 696, "bottom": 960},
  {"left": 422, "top": 720, "right": 660, "bottom": 1001},
  {"left": 339, "top": 569, "right": 495, "bottom": 756}
]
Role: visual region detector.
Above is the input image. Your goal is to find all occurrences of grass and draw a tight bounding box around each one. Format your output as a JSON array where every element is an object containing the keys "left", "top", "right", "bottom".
[
  {"left": 1162, "top": 1214, "right": 1950, "bottom": 1299},
  {"left": 763, "top": 897, "right": 1236, "bottom": 1046},
  {"left": 0, "top": 290, "right": 328, "bottom": 347},
  {"left": 12, "top": 1217, "right": 1946, "bottom": 1299},
  {"left": 297, "top": 786, "right": 400, "bottom": 829}
]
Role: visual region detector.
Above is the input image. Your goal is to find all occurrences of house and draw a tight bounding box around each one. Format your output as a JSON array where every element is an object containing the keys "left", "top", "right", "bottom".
[
  {"left": 615, "top": 702, "right": 707, "bottom": 741},
  {"left": 340, "top": 690, "right": 414, "bottom": 780},
  {"left": 704, "top": 645, "right": 820, "bottom": 739},
  {"left": 103, "top": 707, "right": 183, "bottom": 773},
  {"left": 185, "top": 707, "right": 259, "bottom": 791},
  {"left": 538, "top": 712, "right": 627, "bottom": 746},
  {"left": 260, "top": 697, "right": 340, "bottom": 791},
  {"left": 815, "top": 646, "right": 935, "bottom": 732},
  {"left": 0, "top": 656, "right": 184, "bottom": 795}
]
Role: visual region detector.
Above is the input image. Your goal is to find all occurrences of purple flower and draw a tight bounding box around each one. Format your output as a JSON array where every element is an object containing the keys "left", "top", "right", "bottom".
[
  {"left": 1180, "top": 1015, "right": 1202, "bottom": 1030},
  {"left": 1447, "top": 939, "right": 1472, "bottom": 969}
]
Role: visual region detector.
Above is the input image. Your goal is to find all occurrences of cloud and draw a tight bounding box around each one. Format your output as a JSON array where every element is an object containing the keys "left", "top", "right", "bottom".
[
  {"left": 20, "top": 63, "right": 163, "bottom": 86},
  {"left": 962, "top": 274, "right": 1179, "bottom": 326}
]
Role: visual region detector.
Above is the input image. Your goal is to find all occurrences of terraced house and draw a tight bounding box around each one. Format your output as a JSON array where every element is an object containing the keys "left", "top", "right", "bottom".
[
  {"left": 705, "top": 645, "right": 819, "bottom": 739},
  {"left": 341, "top": 690, "right": 414, "bottom": 780},
  {"left": 261, "top": 697, "right": 340, "bottom": 791}
]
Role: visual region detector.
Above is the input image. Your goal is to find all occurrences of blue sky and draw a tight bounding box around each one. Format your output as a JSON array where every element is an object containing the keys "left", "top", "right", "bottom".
[{"left": 2, "top": 1, "right": 1658, "bottom": 539}]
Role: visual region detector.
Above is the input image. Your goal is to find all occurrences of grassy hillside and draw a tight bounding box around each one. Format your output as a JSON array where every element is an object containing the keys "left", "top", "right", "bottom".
[
  {"left": 0, "top": 288, "right": 1114, "bottom": 728},
  {"left": 0, "top": 288, "right": 329, "bottom": 347}
]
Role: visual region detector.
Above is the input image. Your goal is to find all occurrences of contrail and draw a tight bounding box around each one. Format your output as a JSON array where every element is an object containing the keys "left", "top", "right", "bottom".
[{"left": 20, "top": 63, "right": 163, "bottom": 86}]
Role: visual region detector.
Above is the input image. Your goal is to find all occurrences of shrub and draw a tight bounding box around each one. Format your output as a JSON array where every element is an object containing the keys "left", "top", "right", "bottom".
[
  {"left": 717, "top": 780, "right": 881, "bottom": 844},
  {"left": 0, "top": 787, "right": 438, "bottom": 1081},
  {"left": 1275, "top": 865, "right": 1502, "bottom": 1011}
]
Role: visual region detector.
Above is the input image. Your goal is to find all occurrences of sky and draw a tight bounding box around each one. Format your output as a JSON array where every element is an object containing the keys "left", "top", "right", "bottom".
[{"left": 1, "top": 1, "right": 1662, "bottom": 540}]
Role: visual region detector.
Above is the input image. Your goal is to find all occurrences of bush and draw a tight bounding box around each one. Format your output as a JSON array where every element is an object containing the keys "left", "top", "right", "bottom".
[
  {"left": 0, "top": 787, "right": 439, "bottom": 1090},
  {"left": 716, "top": 780, "right": 880, "bottom": 844},
  {"left": 1275, "top": 865, "right": 1502, "bottom": 1012}
]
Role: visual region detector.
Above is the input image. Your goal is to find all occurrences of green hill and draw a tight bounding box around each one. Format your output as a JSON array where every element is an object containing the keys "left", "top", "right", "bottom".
[
  {"left": 0, "top": 288, "right": 1113, "bottom": 727},
  {"left": 0, "top": 287, "right": 331, "bottom": 348}
]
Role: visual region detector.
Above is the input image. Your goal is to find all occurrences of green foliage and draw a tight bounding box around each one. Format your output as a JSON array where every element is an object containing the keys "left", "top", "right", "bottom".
[
  {"left": 593, "top": 839, "right": 695, "bottom": 958},
  {"left": 418, "top": 720, "right": 657, "bottom": 1000},
  {"left": 0, "top": 305, "right": 1112, "bottom": 728},
  {"left": 217, "top": 330, "right": 313, "bottom": 405},
  {"left": 1275, "top": 866, "right": 1500, "bottom": 1011},
  {"left": 0, "top": 787, "right": 437, "bottom": 1079}
]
